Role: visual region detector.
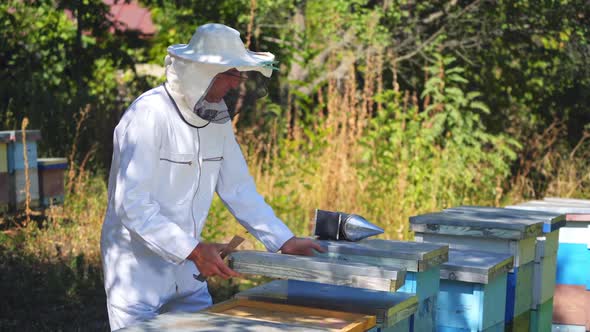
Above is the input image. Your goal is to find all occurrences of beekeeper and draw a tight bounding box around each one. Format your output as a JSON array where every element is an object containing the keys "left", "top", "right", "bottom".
[{"left": 100, "top": 23, "right": 324, "bottom": 331}]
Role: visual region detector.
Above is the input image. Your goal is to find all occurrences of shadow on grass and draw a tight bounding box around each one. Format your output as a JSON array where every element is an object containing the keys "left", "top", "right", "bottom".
[
  {"left": 0, "top": 243, "right": 267, "bottom": 331},
  {"left": 0, "top": 249, "right": 109, "bottom": 331}
]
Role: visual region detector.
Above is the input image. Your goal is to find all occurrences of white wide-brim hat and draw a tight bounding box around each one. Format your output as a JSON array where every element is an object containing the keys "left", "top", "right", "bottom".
[{"left": 167, "top": 23, "right": 276, "bottom": 77}]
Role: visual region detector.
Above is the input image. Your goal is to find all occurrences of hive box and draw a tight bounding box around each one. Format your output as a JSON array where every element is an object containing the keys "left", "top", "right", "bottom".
[
  {"left": 235, "top": 279, "right": 418, "bottom": 331},
  {"left": 436, "top": 249, "right": 513, "bottom": 332},
  {"left": 37, "top": 158, "right": 67, "bottom": 207},
  {"left": 318, "top": 239, "right": 448, "bottom": 332},
  {"left": 0, "top": 130, "right": 42, "bottom": 210},
  {"left": 507, "top": 198, "right": 590, "bottom": 329},
  {"left": 410, "top": 209, "right": 553, "bottom": 325}
]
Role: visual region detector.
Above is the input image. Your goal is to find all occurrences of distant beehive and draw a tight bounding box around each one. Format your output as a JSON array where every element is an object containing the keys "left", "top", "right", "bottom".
[
  {"left": 37, "top": 158, "right": 68, "bottom": 207},
  {"left": 0, "top": 130, "right": 41, "bottom": 210},
  {"left": 0, "top": 142, "right": 7, "bottom": 212}
]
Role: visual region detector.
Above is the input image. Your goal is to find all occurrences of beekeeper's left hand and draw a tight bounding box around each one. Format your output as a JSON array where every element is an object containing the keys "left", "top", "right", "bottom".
[{"left": 280, "top": 237, "right": 326, "bottom": 256}]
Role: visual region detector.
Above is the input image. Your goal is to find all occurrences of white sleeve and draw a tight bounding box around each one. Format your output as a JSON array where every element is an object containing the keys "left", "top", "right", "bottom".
[
  {"left": 113, "top": 106, "right": 198, "bottom": 264},
  {"left": 215, "top": 124, "right": 294, "bottom": 252}
]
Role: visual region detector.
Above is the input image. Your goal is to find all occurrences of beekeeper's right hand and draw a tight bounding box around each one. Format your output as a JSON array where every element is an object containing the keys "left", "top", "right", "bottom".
[{"left": 186, "top": 242, "right": 240, "bottom": 279}]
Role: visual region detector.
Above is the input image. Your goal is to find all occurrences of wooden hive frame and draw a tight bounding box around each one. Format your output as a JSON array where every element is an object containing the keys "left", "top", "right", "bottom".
[{"left": 208, "top": 298, "right": 376, "bottom": 332}]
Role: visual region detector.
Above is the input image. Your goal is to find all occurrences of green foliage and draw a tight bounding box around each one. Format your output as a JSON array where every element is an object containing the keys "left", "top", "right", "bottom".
[
  {"left": 362, "top": 53, "right": 519, "bottom": 217},
  {"left": 1, "top": 0, "right": 151, "bottom": 168}
]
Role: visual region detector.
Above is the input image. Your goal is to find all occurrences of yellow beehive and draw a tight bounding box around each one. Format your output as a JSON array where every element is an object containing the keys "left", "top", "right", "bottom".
[{"left": 0, "top": 143, "right": 6, "bottom": 173}]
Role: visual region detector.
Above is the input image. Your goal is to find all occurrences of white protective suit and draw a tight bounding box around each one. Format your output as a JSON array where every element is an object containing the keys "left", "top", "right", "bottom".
[{"left": 100, "top": 24, "right": 294, "bottom": 331}]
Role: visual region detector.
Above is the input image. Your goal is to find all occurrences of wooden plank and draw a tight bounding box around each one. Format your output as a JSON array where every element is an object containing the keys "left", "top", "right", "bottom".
[
  {"left": 555, "top": 242, "right": 590, "bottom": 288},
  {"left": 565, "top": 214, "right": 590, "bottom": 222},
  {"left": 530, "top": 298, "right": 553, "bottom": 332},
  {"left": 440, "top": 249, "right": 513, "bottom": 284},
  {"left": 119, "top": 311, "right": 331, "bottom": 331},
  {"left": 410, "top": 212, "right": 543, "bottom": 239},
  {"left": 0, "top": 143, "right": 7, "bottom": 173},
  {"left": 235, "top": 280, "right": 418, "bottom": 328},
  {"left": 397, "top": 267, "right": 440, "bottom": 300},
  {"left": 317, "top": 239, "right": 448, "bottom": 272},
  {"left": 559, "top": 226, "right": 590, "bottom": 247},
  {"left": 37, "top": 157, "right": 68, "bottom": 168},
  {"left": 414, "top": 232, "right": 536, "bottom": 267},
  {"left": 507, "top": 202, "right": 590, "bottom": 215},
  {"left": 536, "top": 231, "right": 560, "bottom": 260},
  {"left": 208, "top": 298, "right": 376, "bottom": 332},
  {"left": 446, "top": 206, "right": 565, "bottom": 233},
  {"left": 229, "top": 251, "right": 406, "bottom": 292},
  {"left": 553, "top": 285, "right": 589, "bottom": 328},
  {"left": 533, "top": 254, "right": 557, "bottom": 308},
  {"left": 38, "top": 168, "right": 66, "bottom": 197},
  {"left": 0, "top": 172, "right": 8, "bottom": 204},
  {"left": 9, "top": 168, "right": 39, "bottom": 208},
  {"left": 551, "top": 324, "right": 587, "bottom": 332},
  {"left": 543, "top": 197, "right": 590, "bottom": 206},
  {"left": 395, "top": 268, "right": 439, "bottom": 331},
  {"left": 507, "top": 310, "right": 531, "bottom": 332},
  {"left": 437, "top": 272, "right": 507, "bottom": 331},
  {"left": 527, "top": 200, "right": 589, "bottom": 207},
  {"left": 7, "top": 141, "right": 38, "bottom": 173},
  {"left": 507, "top": 262, "right": 534, "bottom": 319},
  {"left": 0, "top": 130, "right": 42, "bottom": 143}
]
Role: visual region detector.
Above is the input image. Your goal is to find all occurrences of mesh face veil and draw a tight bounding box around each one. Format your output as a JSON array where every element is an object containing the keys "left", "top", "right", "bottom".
[{"left": 194, "top": 70, "right": 271, "bottom": 124}]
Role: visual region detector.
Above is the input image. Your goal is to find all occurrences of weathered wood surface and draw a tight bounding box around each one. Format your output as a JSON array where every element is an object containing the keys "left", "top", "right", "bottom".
[
  {"left": 208, "top": 298, "right": 376, "bottom": 332},
  {"left": 410, "top": 212, "right": 543, "bottom": 239},
  {"left": 414, "top": 232, "right": 536, "bottom": 267},
  {"left": 0, "top": 130, "right": 42, "bottom": 143},
  {"left": 440, "top": 249, "right": 513, "bottom": 284},
  {"left": 445, "top": 206, "right": 565, "bottom": 233},
  {"left": 229, "top": 251, "right": 406, "bottom": 292},
  {"left": 119, "top": 311, "right": 330, "bottom": 332},
  {"left": 437, "top": 270, "right": 507, "bottom": 331},
  {"left": 0, "top": 143, "right": 7, "bottom": 173},
  {"left": 543, "top": 197, "right": 590, "bottom": 205},
  {"left": 235, "top": 280, "right": 418, "bottom": 328},
  {"left": 529, "top": 298, "right": 554, "bottom": 332},
  {"left": 532, "top": 232, "right": 559, "bottom": 309},
  {"left": 9, "top": 168, "right": 40, "bottom": 208},
  {"left": 510, "top": 262, "right": 535, "bottom": 319},
  {"left": 533, "top": 253, "right": 557, "bottom": 308},
  {"left": 316, "top": 239, "right": 448, "bottom": 272},
  {"left": 553, "top": 284, "right": 590, "bottom": 329},
  {"left": 506, "top": 199, "right": 590, "bottom": 216}
]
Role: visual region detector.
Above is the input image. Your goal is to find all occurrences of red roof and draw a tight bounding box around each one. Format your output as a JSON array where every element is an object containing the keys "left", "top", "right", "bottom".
[{"left": 104, "top": 0, "right": 156, "bottom": 36}]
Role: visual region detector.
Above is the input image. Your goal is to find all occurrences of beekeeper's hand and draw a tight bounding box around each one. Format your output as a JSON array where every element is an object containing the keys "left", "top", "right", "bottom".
[
  {"left": 280, "top": 237, "right": 326, "bottom": 256},
  {"left": 187, "top": 242, "right": 240, "bottom": 279}
]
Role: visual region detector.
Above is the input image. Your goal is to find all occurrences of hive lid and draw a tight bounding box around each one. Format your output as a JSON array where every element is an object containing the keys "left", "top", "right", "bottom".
[{"left": 0, "top": 130, "right": 42, "bottom": 143}]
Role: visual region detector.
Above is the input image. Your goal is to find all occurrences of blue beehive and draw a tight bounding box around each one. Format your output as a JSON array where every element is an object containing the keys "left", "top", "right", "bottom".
[
  {"left": 410, "top": 208, "right": 555, "bottom": 329},
  {"left": 318, "top": 239, "right": 448, "bottom": 332},
  {"left": 507, "top": 198, "right": 590, "bottom": 330},
  {"left": 0, "top": 130, "right": 41, "bottom": 209},
  {"left": 436, "top": 249, "right": 513, "bottom": 331}
]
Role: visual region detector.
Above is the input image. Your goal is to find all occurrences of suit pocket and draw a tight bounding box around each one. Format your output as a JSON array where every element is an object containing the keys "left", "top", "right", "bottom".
[{"left": 156, "top": 151, "right": 196, "bottom": 205}]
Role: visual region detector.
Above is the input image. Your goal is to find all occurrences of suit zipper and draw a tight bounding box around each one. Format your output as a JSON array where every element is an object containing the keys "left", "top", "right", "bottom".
[
  {"left": 159, "top": 158, "right": 192, "bottom": 166},
  {"left": 203, "top": 157, "right": 223, "bottom": 161}
]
